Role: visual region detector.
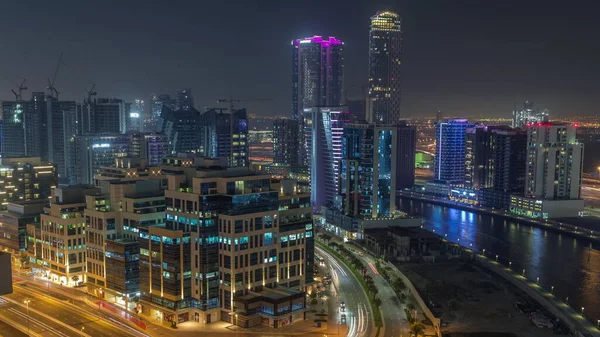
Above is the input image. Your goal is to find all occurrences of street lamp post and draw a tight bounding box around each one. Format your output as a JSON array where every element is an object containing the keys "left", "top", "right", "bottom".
[
  {"left": 81, "top": 326, "right": 85, "bottom": 336},
  {"left": 23, "top": 300, "right": 30, "bottom": 335}
]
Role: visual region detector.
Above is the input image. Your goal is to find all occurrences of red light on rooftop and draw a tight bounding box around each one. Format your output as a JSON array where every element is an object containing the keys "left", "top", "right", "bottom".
[{"left": 574, "top": 123, "right": 579, "bottom": 128}]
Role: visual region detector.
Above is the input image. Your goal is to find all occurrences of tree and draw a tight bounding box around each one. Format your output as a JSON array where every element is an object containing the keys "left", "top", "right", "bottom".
[{"left": 373, "top": 296, "right": 382, "bottom": 307}]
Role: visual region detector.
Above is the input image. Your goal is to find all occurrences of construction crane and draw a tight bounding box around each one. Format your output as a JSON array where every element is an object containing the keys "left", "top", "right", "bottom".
[
  {"left": 3, "top": 76, "right": 27, "bottom": 101},
  {"left": 216, "top": 98, "right": 271, "bottom": 166},
  {"left": 85, "top": 82, "right": 97, "bottom": 103},
  {"left": 47, "top": 52, "right": 65, "bottom": 100}
]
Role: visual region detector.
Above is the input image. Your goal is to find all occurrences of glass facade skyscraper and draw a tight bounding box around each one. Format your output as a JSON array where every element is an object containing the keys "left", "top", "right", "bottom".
[
  {"left": 291, "top": 36, "right": 344, "bottom": 120},
  {"left": 308, "top": 106, "right": 349, "bottom": 211},
  {"left": 368, "top": 11, "right": 402, "bottom": 124},
  {"left": 434, "top": 119, "right": 475, "bottom": 184}
]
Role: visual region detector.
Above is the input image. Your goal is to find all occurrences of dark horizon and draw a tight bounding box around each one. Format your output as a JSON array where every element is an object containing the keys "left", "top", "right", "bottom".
[{"left": 1, "top": 0, "right": 598, "bottom": 117}]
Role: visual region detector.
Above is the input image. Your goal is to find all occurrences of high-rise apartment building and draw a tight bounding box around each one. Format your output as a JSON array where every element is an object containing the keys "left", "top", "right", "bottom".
[
  {"left": 1, "top": 93, "right": 47, "bottom": 159},
  {"left": 47, "top": 100, "right": 79, "bottom": 186},
  {"left": 291, "top": 36, "right": 344, "bottom": 120},
  {"left": 510, "top": 123, "right": 584, "bottom": 218},
  {"left": 128, "top": 133, "right": 170, "bottom": 166},
  {"left": 434, "top": 119, "right": 475, "bottom": 184},
  {"left": 199, "top": 108, "right": 249, "bottom": 168},
  {"left": 272, "top": 119, "right": 299, "bottom": 168},
  {"left": 308, "top": 106, "right": 349, "bottom": 211},
  {"left": 480, "top": 129, "right": 527, "bottom": 209},
  {"left": 512, "top": 101, "right": 549, "bottom": 129},
  {"left": 368, "top": 11, "right": 402, "bottom": 123}
]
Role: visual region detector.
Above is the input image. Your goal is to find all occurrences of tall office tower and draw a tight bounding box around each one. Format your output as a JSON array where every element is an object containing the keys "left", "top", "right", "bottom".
[
  {"left": 396, "top": 121, "right": 416, "bottom": 189},
  {"left": 40, "top": 185, "right": 100, "bottom": 286},
  {"left": 309, "top": 106, "right": 349, "bottom": 211},
  {"left": 140, "top": 157, "right": 308, "bottom": 326},
  {"left": 94, "top": 98, "right": 127, "bottom": 133},
  {"left": 291, "top": 36, "right": 344, "bottom": 120},
  {"left": 128, "top": 133, "right": 170, "bottom": 166},
  {"left": 510, "top": 123, "right": 584, "bottom": 218},
  {"left": 47, "top": 100, "right": 79, "bottom": 186},
  {"left": 368, "top": 11, "right": 402, "bottom": 123},
  {"left": 479, "top": 128, "right": 527, "bottom": 209},
  {"left": 272, "top": 119, "right": 299, "bottom": 167},
  {"left": 434, "top": 119, "right": 475, "bottom": 184},
  {"left": 85, "top": 178, "right": 164, "bottom": 310},
  {"left": 199, "top": 108, "right": 249, "bottom": 167},
  {"left": 158, "top": 105, "right": 202, "bottom": 154},
  {"left": 525, "top": 123, "right": 583, "bottom": 199},
  {"left": 176, "top": 88, "right": 194, "bottom": 111},
  {"left": 339, "top": 123, "right": 410, "bottom": 218},
  {"left": 512, "top": 101, "right": 549, "bottom": 129},
  {"left": 74, "top": 134, "right": 130, "bottom": 184}
]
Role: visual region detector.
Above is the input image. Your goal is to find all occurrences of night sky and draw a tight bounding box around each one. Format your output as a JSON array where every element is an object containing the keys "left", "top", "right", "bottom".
[{"left": 1, "top": 0, "right": 598, "bottom": 117}]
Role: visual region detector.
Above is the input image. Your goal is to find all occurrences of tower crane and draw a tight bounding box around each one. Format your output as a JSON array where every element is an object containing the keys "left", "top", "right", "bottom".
[
  {"left": 85, "top": 82, "right": 97, "bottom": 104},
  {"left": 3, "top": 76, "right": 28, "bottom": 101},
  {"left": 47, "top": 52, "right": 65, "bottom": 100}
]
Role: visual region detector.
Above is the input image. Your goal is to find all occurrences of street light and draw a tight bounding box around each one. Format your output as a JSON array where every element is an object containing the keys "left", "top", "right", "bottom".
[
  {"left": 551, "top": 286, "right": 554, "bottom": 294},
  {"left": 81, "top": 326, "right": 85, "bottom": 335},
  {"left": 23, "top": 300, "right": 30, "bottom": 335},
  {"left": 522, "top": 269, "right": 525, "bottom": 277},
  {"left": 582, "top": 307, "right": 585, "bottom": 316},
  {"left": 536, "top": 277, "right": 539, "bottom": 284}
]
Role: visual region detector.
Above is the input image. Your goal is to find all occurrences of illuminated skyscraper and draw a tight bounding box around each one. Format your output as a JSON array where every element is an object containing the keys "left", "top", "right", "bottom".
[
  {"left": 308, "top": 106, "right": 349, "bottom": 211},
  {"left": 434, "top": 119, "right": 475, "bottom": 184},
  {"left": 291, "top": 36, "right": 344, "bottom": 120},
  {"left": 368, "top": 11, "right": 402, "bottom": 124}
]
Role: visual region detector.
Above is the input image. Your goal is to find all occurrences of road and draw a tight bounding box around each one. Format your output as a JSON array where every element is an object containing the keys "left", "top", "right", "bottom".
[
  {"left": 3, "top": 278, "right": 147, "bottom": 337},
  {"left": 316, "top": 246, "right": 373, "bottom": 337},
  {"left": 353, "top": 250, "right": 409, "bottom": 337}
]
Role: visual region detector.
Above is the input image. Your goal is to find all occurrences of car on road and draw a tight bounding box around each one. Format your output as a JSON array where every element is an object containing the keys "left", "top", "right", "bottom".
[
  {"left": 340, "top": 313, "right": 346, "bottom": 323},
  {"left": 339, "top": 301, "right": 345, "bottom": 312}
]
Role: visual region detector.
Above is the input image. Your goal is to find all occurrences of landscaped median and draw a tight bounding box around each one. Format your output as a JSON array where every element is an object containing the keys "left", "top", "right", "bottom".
[{"left": 315, "top": 239, "right": 383, "bottom": 334}]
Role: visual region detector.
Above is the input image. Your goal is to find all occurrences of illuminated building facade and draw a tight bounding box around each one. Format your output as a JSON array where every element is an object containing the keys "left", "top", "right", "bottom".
[
  {"left": 510, "top": 123, "right": 584, "bottom": 218},
  {"left": 434, "top": 119, "right": 475, "bottom": 184},
  {"left": 176, "top": 89, "right": 194, "bottom": 111},
  {"left": 74, "top": 134, "right": 130, "bottom": 184},
  {"left": 139, "top": 157, "right": 308, "bottom": 327},
  {"left": 0, "top": 93, "right": 47, "bottom": 159},
  {"left": 85, "top": 178, "right": 165, "bottom": 311},
  {"left": 0, "top": 157, "right": 57, "bottom": 209},
  {"left": 199, "top": 108, "right": 249, "bottom": 168},
  {"left": 273, "top": 119, "right": 299, "bottom": 168},
  {"left": 512, "top": 101, "right": 549, "bottom": 129},
  {"left": 291, "top": 36, "right": 344, "bottom": 120},
  {"left": 368, "top": 11, "right": 402, "bottom": 123},
  {"left": 40, "top": 185, "right": 99, "bottom": 286},
  {"left": 308, "top": 106, "right": 349, "bottom": 211}
]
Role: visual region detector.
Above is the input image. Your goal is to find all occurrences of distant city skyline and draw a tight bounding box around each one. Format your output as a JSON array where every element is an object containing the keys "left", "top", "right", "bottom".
[{"left": 1, "top": 1, "right": 598, "bottom": 117}]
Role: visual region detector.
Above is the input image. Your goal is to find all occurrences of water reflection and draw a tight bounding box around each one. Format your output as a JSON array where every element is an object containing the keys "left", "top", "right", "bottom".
[{"left": 400, "top": 199, "right": 600, "bottom": 323}]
